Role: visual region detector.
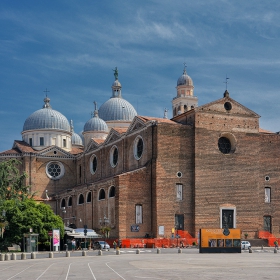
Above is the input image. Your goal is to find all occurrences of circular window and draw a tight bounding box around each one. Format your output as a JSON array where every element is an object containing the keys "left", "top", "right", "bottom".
[
  {"left": 110, "top": 146, "right": 118, "bottom": 167},
  {"left": 90, "top": 154, "right": 97, "bottom": 175},
  {"left": 46, "top": 161, "right": 65, "bottom": 180},
  {"left": 134, "top": 136, "right": 144, "bottom": 160},
  {"left": 218, "top": 137, "right": 231, "bottom": 154},
  {"left": 265, "top": 176, "right": 270, "bottom": 182},
  {"left": 177, "top": 171, "right": 182, "bottom": 178},
  {"left": 224, "top": 102, "right": 232, "bottom": 111}
]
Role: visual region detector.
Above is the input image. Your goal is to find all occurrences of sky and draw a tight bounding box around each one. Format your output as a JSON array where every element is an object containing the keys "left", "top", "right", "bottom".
[{"left": 1, "top": 0, "right": 280, "bottom": 152}]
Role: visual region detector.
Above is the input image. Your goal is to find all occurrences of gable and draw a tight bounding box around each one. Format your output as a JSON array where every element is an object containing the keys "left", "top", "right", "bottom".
[
  {"left": 104, "top": 129, "right": 122, "bottom": 145},
  {"left": 37, "top": 146, "right": 74, "bottom": 158},
  {"left": 197, "top": 96, "right": 260, "bottom": 118},
  {"left": 84, "top": 139, "right": 102, "bottom": 153},
  {"left": 126, "top": 117, "right": 146, "bottom": 135}
]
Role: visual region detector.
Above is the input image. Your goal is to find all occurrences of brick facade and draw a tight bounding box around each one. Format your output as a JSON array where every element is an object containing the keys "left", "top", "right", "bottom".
[{"left": 2, "top": 91, "right": 280, "bottom": 240}]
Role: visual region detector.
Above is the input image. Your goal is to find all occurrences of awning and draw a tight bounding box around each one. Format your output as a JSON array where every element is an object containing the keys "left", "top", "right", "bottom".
[{"left": 65, "top": 228, "right": 101, "bottom": 239}]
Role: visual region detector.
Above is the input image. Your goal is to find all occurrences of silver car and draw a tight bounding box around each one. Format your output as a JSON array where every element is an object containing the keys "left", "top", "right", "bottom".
[
  {"left": 93, "top": 241, "right": 110, "bottom": 250},
  {"left": 241, "top": 241, "right": 251, "bottom": 250}
]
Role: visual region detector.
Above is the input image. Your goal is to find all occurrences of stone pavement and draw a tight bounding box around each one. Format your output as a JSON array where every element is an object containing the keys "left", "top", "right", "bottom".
[{"left": 0, "top": 248, "right": 279, "bottom": 279}]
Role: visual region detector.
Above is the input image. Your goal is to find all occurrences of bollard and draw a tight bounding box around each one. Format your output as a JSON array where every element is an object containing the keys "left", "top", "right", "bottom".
[
  {"left": 66, "top": 251, "right": 70, "bottom": 257},
  {"left": 0, "top": 254, "right": 5, "bottom": 261},
  {"left": 31, "top": 252, "right": 36, "bottom": 259},
  {"left": 49, "top": 252, "right": 53, "bottom": 258},
  {"left": 21, "top": 253, "right": 26, "bottom": 260},
  {"left": 178, "top": 248, "right": 182, "bottom": 254},
  {"left": 136, "top": 249, "right": 140, "bottom": 254},
  {"left": 116, "top": 249, "right": 120, "bottom": 255},
  {"left": 5, "top": 254, "right": 11, "bottom": 261},
  {"left": 82, "top": 250, "right": 87, "bottom": 256},
  {"left": 261, "top": 245, "right": 264, "bottom": 250},
  {"left": 249, "top": 248, "right": 252, "bottom": 253},
  {"left": 274, "top": 248, "right": 278, "bottom": 254},
  {"left": 157, "top": 248, "right": 161, "bottom": 254},
  {"left": 98, "top": 250, "right": 102, "bottom": 256},
  {"left": 11, "top": 253, "right": 17, "bottom": 260}
]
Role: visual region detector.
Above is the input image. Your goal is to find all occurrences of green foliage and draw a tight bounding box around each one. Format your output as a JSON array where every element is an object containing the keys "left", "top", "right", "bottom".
[
  {"left": 0, "top": 159, "right": 32, "bottom": 202},
  {"left": 1, "top": 199, "right": 64, "bottom": 246}
]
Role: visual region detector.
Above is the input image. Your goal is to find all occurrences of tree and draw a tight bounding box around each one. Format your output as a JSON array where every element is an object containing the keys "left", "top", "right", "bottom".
[
  {"left": 0, "top": 199, "right": 64, "bottom": 249},
  {"left": 0, "top": 159, "right": 32, "bottom": 202}
]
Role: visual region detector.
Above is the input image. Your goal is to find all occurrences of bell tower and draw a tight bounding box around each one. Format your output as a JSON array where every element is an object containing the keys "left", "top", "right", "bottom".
[{"left": 172, "top": 65, "right": 198, "bottom": 117}]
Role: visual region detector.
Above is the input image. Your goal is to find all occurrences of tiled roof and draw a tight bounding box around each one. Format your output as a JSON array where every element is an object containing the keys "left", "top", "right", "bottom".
[
  {"left": 14, "top": 140, "right": 36, "bottom": 153},
  {"left": 138, "top": 116, "right": 177, "bottom": 124},
  {"left": 92, "top": 138, "right": 105, "bottom": 144},
  {"left": 113, "top": 128, "right": 128, "bottom": 134},
  {"left": 259, "top": 128, "right": 274, "bottom": 134},
  {"left": 69, "top": 147, "right": 83, "bottom": 155}
]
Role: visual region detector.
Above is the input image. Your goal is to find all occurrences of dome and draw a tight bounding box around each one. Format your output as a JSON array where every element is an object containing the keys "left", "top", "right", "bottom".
[
  {"left": 23, "top": 97, "right": 70, "bottom": 132},
  {"left": 177, "top": 68, "right": 193, "bottom": 87},
  {"left": 84, "top": 111, "right": 109, "bottom": 132},
  {"left": 70, "top": 120, "right": 83, "bottom": 146},
  {"left": 71, "top": 132, "right": 83, "bottom": 146},
  {"left": 99, "top": 97, "right": 137, "bottom": 121}
]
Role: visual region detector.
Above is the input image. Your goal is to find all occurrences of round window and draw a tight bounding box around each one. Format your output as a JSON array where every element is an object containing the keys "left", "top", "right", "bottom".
[
  {"left": 218, "top": 137, "right": 231, "bottom": 154},
  {"left": 224, "top": 102, "right": 232, "bottom": 111},
  {"left": 134, "top": 136, "right": 144, "bottom": 160},
  {"left": 90, "top": 154, "right": 97, "bottom": 174},
  {"left": 46, "top": 161, "right": 65, "bottom": 180},
  {"left": 110, "top": 146, "right": 118, "bottom": 167}
]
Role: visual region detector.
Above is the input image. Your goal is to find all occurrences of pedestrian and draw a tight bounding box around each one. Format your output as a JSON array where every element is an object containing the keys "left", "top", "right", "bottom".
[
  {"left": 274, "top": 240, "right": 278, "bottom": 249},
  {"left": 71, "top": 239, "right": 76, "bottom": 251},
  {"left": 113, "top": 240, "right": 117, "bottom": 249}
]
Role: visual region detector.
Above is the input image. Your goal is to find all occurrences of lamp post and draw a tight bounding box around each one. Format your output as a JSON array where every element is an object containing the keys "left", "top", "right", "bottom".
[{"left": 99, "top": 216, "right": 110, "bottom": 248}]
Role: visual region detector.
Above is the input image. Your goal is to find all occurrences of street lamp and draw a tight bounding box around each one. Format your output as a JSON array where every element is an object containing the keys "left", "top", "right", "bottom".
[{"left": 99, "top": 216, "right": 110, "bottom": 247}]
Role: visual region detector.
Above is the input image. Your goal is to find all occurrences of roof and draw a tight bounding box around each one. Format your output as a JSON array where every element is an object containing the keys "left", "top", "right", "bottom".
[
  {"left": 23, "top": 97, "right": 70, "bottom": 133},
  {"left": 138, "top": 116, "right": 177, "bottom": 124},
  {"left": 259, "top": 128, "right": 274, "bottom": 134},
  {"left": 69, "top": 147, "right": 84, "bottom": 155}
]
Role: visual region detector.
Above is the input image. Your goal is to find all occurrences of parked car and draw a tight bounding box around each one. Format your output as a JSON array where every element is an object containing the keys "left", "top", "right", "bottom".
[
  {"left": 241, "top": 241, "right": 251, "bottom": 250},
  {"left": 93, "top": 241, "right": 110, "bottom": 250}
]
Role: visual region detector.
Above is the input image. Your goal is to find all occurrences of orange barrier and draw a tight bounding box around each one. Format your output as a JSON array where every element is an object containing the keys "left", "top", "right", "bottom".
[{"left": 258, "top": 231, "right": 280, "bottom": 247}]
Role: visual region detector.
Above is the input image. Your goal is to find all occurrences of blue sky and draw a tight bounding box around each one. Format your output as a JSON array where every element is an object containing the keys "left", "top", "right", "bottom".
[{"left": 1, "top": 0, "right": 280, "bottom": 152}]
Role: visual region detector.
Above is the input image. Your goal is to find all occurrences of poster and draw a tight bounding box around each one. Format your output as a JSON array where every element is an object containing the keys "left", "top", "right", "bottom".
[{"left": 53, "top": 229, "right": 60, "bottom": 248}]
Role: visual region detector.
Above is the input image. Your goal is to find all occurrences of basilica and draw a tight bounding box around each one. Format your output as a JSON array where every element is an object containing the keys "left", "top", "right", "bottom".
[{"left": 1, "top": 67, "right": 280, "bottom": 241}]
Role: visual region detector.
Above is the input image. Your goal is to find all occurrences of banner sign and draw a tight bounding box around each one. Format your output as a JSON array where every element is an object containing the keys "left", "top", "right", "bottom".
[
  {"left": 53, "top": 229, "right": 60, "bottom": 248},
  {"left": 131, "top": 225, "right": 140, "bottom": 232}
]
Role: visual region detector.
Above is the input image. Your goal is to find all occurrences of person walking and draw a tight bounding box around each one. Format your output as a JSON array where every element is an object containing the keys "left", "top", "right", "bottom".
[
  {"left": 71, "top": 239, "right": 76, "bottom": 251},
  {"left": 274, "top": 240, "right": 278, "bottom": 249}
]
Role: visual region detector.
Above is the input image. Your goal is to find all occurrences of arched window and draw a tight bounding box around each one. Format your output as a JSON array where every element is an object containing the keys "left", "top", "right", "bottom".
[
  {"left": 99, "top": 189, "right": 105, "bottom": 200},
  {"left": 109, "top": 186, "right": 115, "bottom": 198},
  {"left": 134, "top": 136, "right": 144, "bottom": 160},
  {"left": 68, "top": 197, "right": 72, "bottom": 207},
  {"left": 90, "top": 154, "right": 97, "bottom": 175},
  {"left": 78, "top": 194, "right": 84, "bottom": 205},
  {"left": 87, "top": 191, "right": 92, "bottom": 203},
  {"left": 110, "top": 146, "right": 118, "bottom": 167},
  {"left": 61, "top": 198, "right": 66, "bottom": 208}
]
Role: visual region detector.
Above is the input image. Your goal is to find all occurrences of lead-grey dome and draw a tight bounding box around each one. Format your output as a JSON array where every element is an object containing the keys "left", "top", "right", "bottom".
[
  {"left": 177, "top": 68, "right": 193, "bottom": 87},
  {"left": 84, "top": 113, "right": 109, "bottom": 132},
  {"left": 23, "top": 97, "right": 71, "bottom": 132},
  {"left": 70, "top": 120, "right": 83, "bottom": 146},
  {"left": 71, "top": 132, "right": 83, "bottom": 146},
  {"left": 99, "top": 98, "right": 137, "bottom": 121}
]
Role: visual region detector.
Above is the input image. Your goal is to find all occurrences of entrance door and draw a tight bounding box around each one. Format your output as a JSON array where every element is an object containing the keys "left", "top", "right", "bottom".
[
  {"left": 264, "top": 216, "right": 271, "bottom": 232},
  {"left": 222, "top": 209, "right": 234, "bottom": 229},
  {"left": 175, "top": 214, "right": 184, "bottom": 230}
]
